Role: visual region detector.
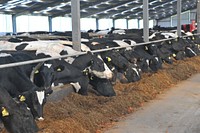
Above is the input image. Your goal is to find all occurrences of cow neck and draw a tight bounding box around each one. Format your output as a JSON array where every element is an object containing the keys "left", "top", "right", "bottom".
[
  {"left": 36, "top": 91, "right": 45, "bottom": 105},
  {"left": 72, "top": 53, "right": 93, "bottom": 70}
]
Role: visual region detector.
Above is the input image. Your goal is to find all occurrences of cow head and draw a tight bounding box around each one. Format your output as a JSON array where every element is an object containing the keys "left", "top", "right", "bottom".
[
  {"left": 0, "top": 87, "right": 38, "bottom": 133},
  {"left": 18, "top": 87, "right": 49, "bottom": 121},
  {"left": 0, "top": 103, "right": 38, "bottom": 133},
  {"left": 149, "top": 56, "right": 163, "bottom": 72},
  {"left": 124, "top": 65, "right": 141, "bottom": 82},
  {"left": 33, "top": 63, "right": 55, "bottom": 92},
  {"left": 89, "top": 76, "right": 116, "bottom": 97},
  {"left": 89, "top": 54, "right": 113, "bottom": 79}
]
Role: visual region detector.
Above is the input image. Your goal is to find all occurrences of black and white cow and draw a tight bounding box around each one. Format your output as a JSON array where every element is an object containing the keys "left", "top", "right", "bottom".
[
  {"left": 12, "top": 40, "right": 113, "bottom": 80},
  {"left": 71, "top": 52, "right": 113, "bottom": 79},
  {"left": 83, "top": 39, "right": 141, "bottom": 83},
  {"left": 35, "top": 51, "right": 114, "bottom": 96},
  {"left": 52, "top": 59, "right": 90, "bottom": 95},
  {"left": 0, "top": 87, "right": 38, "bottom": 133},
  {"left": 101, "top": 50, "right": 141, "bottom": 83},
  {"left": 0, "top": 53, "right": 49, "bottom": 120},
  {"left": 0, "top": 40, "right": 115, "bottom": 96},
  {"left": 9, "top": 50, "right": 92, "bottom": 96},
  {"left": 2, "top": 51, "right": 55, "bottom": 92},
  {"left": 88, "top": 76, "right": 116, "bottom": 97},
  {"left": 71, "top": 52, "right": 116, "bottom": 96}
]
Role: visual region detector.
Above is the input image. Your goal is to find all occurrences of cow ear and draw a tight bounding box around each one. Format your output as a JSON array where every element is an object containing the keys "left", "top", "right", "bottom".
[{"left": 1, "top": 107, "right": 9, "bottom": 117}]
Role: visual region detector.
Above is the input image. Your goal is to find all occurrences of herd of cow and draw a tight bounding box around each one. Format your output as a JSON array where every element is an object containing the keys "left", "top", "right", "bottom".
[{"left": 0, "top": 28, "right": 200, "bottom": 133}]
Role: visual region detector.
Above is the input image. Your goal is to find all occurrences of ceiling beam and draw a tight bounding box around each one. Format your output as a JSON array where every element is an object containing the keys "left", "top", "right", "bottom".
[
  {"left": 14, "top": 0, "right": 68, "bottom": 16},
  {"left": 88, "top": 0, "right": 156, "bottom": 19},
  {"left": 51, "top": 0, "right": 110, "bottom": 17},
  {"left": 81, "top": 0, "right": 135, "bottom": 18},
  {"left": 112, "top": 0, "right": 178, "bottom": 20}
]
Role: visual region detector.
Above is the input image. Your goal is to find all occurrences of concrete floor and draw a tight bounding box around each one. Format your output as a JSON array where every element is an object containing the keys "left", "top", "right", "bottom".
[{"left": 105, "top": 74, "right": 200, "bottom": 133}]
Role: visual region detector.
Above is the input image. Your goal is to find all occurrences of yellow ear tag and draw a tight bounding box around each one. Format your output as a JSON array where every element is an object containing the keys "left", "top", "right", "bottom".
[
  {"left": 57, "top": 68, "right": 62, "bottom": 72},
  {"left": 34, "top": 70, "right": 39, "bottom": 74},
  {"left": 2, "top": 107, "right": 9, "bottom": 117},
  {"left": 19, "top": 95, "right": 26, "bottom": 102},
  {"left": 173, "top": 54, "right": 176, "bottom": 57},
  {"left": 107, "top": 57, "right": 112, "bottom": 62}
]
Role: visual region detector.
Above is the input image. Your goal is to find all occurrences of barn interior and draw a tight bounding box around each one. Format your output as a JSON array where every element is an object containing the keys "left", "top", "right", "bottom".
[{"left": 0, "top": 0, "right": 200, "bottom": 133}]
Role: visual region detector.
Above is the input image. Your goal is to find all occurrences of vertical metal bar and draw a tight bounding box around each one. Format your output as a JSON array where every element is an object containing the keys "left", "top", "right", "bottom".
[
  {"left": 137, "top": 19, "right": 140, "bottom": 29},
  {"left": 177, "top": 0, "right": 182, "bottom": 37},
  {"left": 12, "top": 14, "right": 17, "bottom": 33},
  {"left": 48, "top": 16, "right": 52, "bottom": 32},
  {"left": 170, "top": 16, "right": 172, "bottom": 27},
  {"left": 71, "top": 0, "right": 81, "bottom": 51},
  {"left": 197, "top": 0, "right": 200, "bottom": 33},
  {"left": 143, "top": 0, "right": 149, "bottom": 42},
  {"left": 188, "top": 11, "right": 191, "bottom": 24},
  {"left": 96, "top": 18, "right": 99, "bottom": 29},
  {"left": 113, "top": 19, "right": 115, "bottom": 28},
  {"left": 126, "top": 19, "right": 129, "bottom": 29}
]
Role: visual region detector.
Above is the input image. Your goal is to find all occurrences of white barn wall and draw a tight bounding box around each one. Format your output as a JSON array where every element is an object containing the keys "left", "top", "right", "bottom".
[
  {"left": 52, "top": 17, "right": 72, "bottom": 31},
  {"left": 16, "top": 15, "right": 49, "bottom": 32},
  {"left": 158, "top": 10, "right": 196, "bottom": 27},
  {"left": 0, "top": 14, "right": 12, "bottom": 33},
  {"left": 171, "top": 11, "right": 190, "bottom": 27},
  {"left": 128, "top": 19, "right": 139, "bottom": 29},
  {"left": 80, "top": 18, "right": 96, "bottom": 31},
  {"left": 98, "top": 19, "right": 113, "bottom": 30},
  {"left": 139, "top": 20, "right": 154, "bottom": 29},
  {"left": 115, "top": 19, "right": 127, "bottom": 29},
  {"left": 157, "top": 18, "right": 171, "bottom": 27}
]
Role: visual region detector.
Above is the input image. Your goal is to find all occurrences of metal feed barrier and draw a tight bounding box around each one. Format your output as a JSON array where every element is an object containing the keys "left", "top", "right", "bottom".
[{"left": 0, "top": 33, "right": 199, "bottom": 69}]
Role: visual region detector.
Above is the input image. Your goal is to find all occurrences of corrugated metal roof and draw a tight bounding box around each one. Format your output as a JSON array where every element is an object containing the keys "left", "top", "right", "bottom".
[{"left": 0, "top": 0, "right": 197, "bottom": 20}]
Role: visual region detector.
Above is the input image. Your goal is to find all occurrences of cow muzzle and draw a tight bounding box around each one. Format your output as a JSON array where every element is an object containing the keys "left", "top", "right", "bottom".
[{"left": 36, "top": 117, "right": 44, "bottom": 121}]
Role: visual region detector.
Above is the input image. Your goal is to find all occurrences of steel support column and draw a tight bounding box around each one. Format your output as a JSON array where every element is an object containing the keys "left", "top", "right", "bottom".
[
  {"left": 137, "top": 19, "right": 140, "bottom": 29},
  {"left": 126, "top": 19, "right": 129, "bottom": 29},
  {"left": 96, "top": 18, "right": 99, "bottom": 30},
  {"left": 177, "top": 0, "right": 182, "bottom": 37},
  {"left": 71, "top": 0, "right": 81, "bottom": 51},
  {"left": 197, "top": 0, "right": 200, "bottom": 33},
  {"left": 113, "top": 19, "right": 115, "bottom": 28},
  {"left": 48, "top": 16, "right": 52, "bottom": 32},
  {"left": 143, "top": 0, "right": 149, "bottom": 42},
  {"left": 12, "top": 14, "right": 17, "bottom": 33}
]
